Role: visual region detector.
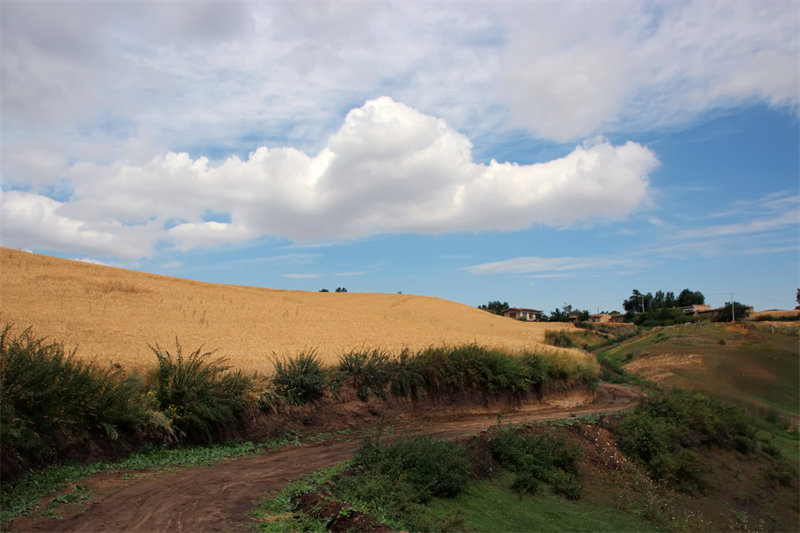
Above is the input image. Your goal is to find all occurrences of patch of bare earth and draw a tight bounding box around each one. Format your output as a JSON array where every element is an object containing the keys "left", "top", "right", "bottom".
[{"left": 624, "top": 352, "right": 704, "bottom": 382}]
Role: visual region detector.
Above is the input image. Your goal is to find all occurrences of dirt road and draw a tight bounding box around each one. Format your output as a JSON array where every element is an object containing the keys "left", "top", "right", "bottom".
[{"left": 10, "top": 384, "right": 638, "bottom": 532}]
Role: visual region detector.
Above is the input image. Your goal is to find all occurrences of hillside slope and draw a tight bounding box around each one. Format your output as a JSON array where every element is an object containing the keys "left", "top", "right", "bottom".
[{"left": 1, "top": 248, "right": 576, "bottom": 372}]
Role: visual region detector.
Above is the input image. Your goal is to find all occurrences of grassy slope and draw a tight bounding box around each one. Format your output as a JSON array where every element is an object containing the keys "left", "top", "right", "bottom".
[
  {"left": 399, "top": 324, "right": 800, "bottom": 532},
  {"left": 598, "top": 322, "right": 799, "bottom": 416},
  {"left": 426, "top": 472, "right": 661, "bottom": 533}
]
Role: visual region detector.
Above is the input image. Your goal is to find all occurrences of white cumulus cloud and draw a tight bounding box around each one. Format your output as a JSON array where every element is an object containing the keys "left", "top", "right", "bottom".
[{"left": 1, "top": 98, "right": 657, "bottom": 258}]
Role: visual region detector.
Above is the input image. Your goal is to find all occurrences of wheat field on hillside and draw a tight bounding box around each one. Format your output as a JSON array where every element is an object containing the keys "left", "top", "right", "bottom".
[{"left": 0, "top": 248, "right": 584, "bottom": 373}]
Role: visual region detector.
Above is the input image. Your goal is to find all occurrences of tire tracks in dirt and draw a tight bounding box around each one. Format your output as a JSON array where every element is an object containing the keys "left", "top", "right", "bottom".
[{"left": 10, "top": 384, "right": 639, "bottom": 532}]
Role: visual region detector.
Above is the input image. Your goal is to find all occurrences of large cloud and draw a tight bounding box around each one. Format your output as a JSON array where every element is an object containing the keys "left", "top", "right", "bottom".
[{"left": 1, "top": 98, "right": 657, "bottom": 258}]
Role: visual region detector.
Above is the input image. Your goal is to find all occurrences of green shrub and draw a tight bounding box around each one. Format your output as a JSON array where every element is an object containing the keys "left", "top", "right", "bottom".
[
  {"left": 544, "top": 330, "right": 575, "bottom": 348},
  {"left": 354, "top": 435, "right": 472, "bottom": 503},
  {"left": 271, "top": 350, "right": 326, "bottom": 405},
  {"left": 614, "top": 388, "right": 759, "bottom": 492},
  {"left": 149, "top": 341, "right": 254, "bottom": 443},
  {"left": 0, "top": 325, "right": 149, "bottom": 463},
  {"left": 489, "top": 426, "right": 583, "bottom": 498}
]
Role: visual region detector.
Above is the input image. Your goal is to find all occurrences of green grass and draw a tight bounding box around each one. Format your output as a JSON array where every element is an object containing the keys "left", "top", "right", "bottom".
[
  {"left": 597, "top": 323, "right": 799, "bottom": 416},
  {"left": 426, "top": 472, "right": 661, "bottom": 532}
]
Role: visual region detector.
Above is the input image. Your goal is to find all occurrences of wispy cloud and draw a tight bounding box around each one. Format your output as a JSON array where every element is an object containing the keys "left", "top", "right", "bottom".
[
  {"left": 281, "top": 273, "right": 319, "bottom": 279},
  {"left": 463, "top": 191, "right": 799, "bottom": 278},
  {"left": 679, "top": 211, "right": 798, "bottom": 240},
  {"left": 460, "top": 255, "right": 646, "bottom": 277}
]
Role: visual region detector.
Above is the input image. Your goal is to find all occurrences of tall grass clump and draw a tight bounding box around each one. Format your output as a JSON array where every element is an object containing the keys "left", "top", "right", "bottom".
[
  {"left": 337, "top": 349, "right": 393, "bottom": 401},
  {"left": 1, "top": 325, "right": 149, "bottom": 465},
  {"left": 389, "top": 349, "right": 423, "bottom": 400},
  {"left": 271, "top": 350, "right": 326, "bottom": 405},
  {"left": 149, "top": 341, "right": 254, "bottom": 443},
  {"left": 614, "top": 388, "right": 759, "bottom": 493},
  {"left": 394, "top": 345, "right": 598, "bottom": 401},
  {"left": 412, "top": 345, "right": 528, "bottom": 397}
]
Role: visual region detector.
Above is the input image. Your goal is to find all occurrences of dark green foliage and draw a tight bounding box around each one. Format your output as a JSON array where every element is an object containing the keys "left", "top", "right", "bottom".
[
  {"left": 548, "top": 303, "right": 589, "bottom": 322},
  {"left": 635, "top": 306, "right": 693, "bottom": 327},
  {"left": 320, "top": 435, "right": 473, "bottom": 531},
  {"left": 716, "top": 301, "right": 751, "bottom": 322},
  {"left": 271, "top": 350, "right": 326, "bottom": 405},
  {"left": 149, "top": 341, "right": 254, "bottom": 443},
  {"left": 489, "top": 426, "right": 583, "bottom": 499},
  {"left": 337, "top": 349, "right": 392, "bottom": 401},
  {"left": 352, "top": 435, "right": 472, "bottom": 503},
  {"left": 677, "top": 289, "right": 705, "bottom": 307},
  {"left": 614, "top": 388, "right": 758, "bottom": 492},
  {"left": 623, "top": 288, "right": 704, "bottom": 324},
  {"left": 0, "top": 325, "right": 149, "bottom": 463},
  {"left": 478, "top": 300, "right": 509, "bottom": 315},
  {"left": 544, "top": 330, "right": 575, "bottom": 348}
]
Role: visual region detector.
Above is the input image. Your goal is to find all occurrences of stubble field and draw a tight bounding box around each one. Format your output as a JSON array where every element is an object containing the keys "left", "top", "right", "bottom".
[{"left": 0, "top": 248, "right": 580, "bottom": 373}]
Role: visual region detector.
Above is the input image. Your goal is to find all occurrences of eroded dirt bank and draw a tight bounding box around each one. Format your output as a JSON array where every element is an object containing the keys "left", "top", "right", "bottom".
[{"left": 10, "top": 384, "right": 639, "bottom": 533}]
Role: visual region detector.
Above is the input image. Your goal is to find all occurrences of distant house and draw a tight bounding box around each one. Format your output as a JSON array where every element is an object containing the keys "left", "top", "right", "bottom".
[
  {"left": 609, "top": 313, "right": 628, "bottom": 323},
  {"left": 588, "top": 313, "right": 613, "bottom": 323},
  {"left": 681, "top": 304, "right": 711, "bottom": 315},
  {"left": 503, "top": 308, "right": 543, "bottom": 321}
]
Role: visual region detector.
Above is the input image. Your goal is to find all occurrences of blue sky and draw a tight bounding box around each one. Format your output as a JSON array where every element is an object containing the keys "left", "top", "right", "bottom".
[{"left": 2, "top": 1, "right": 798, "bottom": 313}]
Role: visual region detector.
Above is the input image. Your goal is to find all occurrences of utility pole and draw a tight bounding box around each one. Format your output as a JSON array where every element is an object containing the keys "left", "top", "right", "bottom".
[{"left": 731, "top": 292, "right": 735, "bottom": 322}]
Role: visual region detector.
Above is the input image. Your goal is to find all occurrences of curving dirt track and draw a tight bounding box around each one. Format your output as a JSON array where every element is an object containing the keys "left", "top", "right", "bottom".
[{"left": 10, "top": 384, "right": 638, "bottom": 533}]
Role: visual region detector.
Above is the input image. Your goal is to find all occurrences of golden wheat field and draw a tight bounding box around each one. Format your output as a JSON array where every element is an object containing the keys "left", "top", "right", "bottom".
[{"left": 0, "top": 247, "right": 586, "bottom": 374}]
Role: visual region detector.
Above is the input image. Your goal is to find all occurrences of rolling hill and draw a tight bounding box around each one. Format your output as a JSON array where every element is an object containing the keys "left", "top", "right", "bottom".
[{"left": 0, "top": 248, "right": 578, "bottom": 373}]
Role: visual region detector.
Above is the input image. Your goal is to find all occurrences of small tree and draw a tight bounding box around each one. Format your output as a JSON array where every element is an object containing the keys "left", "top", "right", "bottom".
[
  {"left": 677, "top": 289, "right": 705, "bottom": 307},
  {"left": 717, "top": 301, "right": 750, "bottom": 322},
  {"left": 335, "top": 287, "right": 348, "bottom": 293}
]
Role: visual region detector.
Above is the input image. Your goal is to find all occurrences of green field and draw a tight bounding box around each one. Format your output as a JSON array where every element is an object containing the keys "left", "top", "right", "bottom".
[
  {"left": 426, "top": 472, "right": 663, "bottom": 533},
  {"left": 597, "top": 322, "right": 799, "bottom": 416}
]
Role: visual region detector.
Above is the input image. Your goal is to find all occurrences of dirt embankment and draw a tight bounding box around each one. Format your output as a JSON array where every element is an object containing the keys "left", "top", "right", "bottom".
[{"left": 9, "top": 384, "right": 640, "bottom": 533}]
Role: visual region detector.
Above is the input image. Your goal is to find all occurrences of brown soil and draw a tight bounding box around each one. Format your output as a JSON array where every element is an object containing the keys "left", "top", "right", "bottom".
[
  {"left": 0, "top": 248, "right": 587, "bottom": 373},
  {"left": 8, "top": 384, "right": 640, "bottom": 533}
]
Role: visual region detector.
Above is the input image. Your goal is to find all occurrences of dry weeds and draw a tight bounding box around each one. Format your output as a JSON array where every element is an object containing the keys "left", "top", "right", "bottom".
[{"left": 1, "top": 248, "right": 586, "bottom": 374}]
